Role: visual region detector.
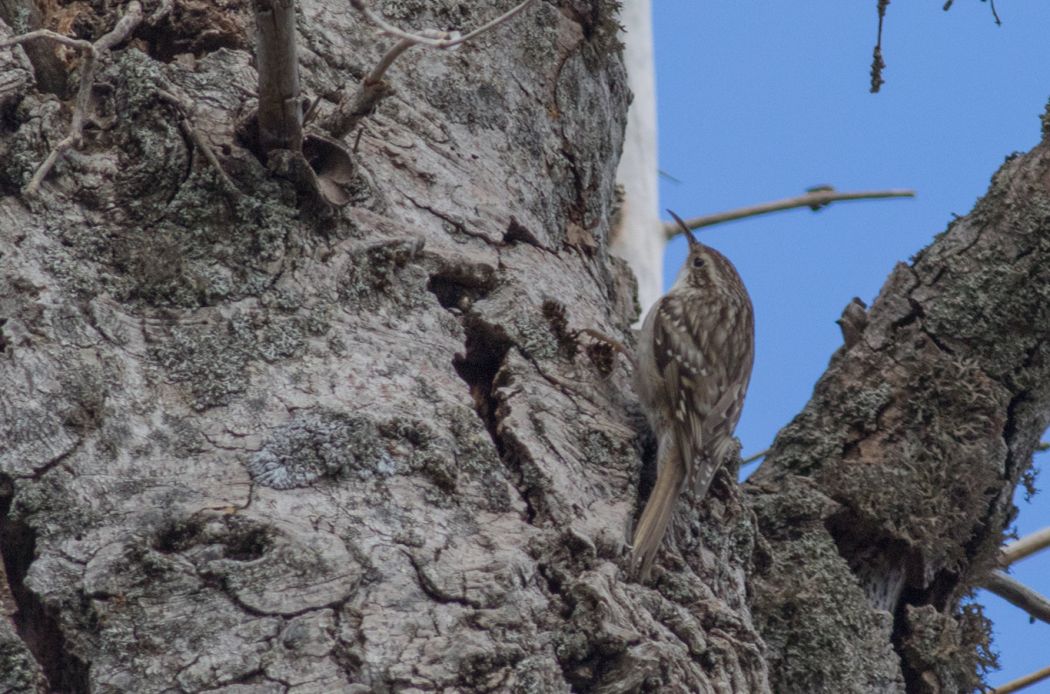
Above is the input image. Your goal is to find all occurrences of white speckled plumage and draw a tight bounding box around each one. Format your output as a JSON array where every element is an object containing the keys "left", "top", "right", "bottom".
[{"left": 630, "top": 212, "right": 754, "bottom": 581}]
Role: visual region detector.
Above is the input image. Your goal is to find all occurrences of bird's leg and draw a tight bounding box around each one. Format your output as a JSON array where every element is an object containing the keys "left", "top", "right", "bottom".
[{"left": 575, "top": 328, "right": 638, "bottom": 371}]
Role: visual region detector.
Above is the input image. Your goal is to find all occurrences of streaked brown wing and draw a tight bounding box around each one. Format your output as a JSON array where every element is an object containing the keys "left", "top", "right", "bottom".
[{"left": 649, "top": 295, "right": 714, "bottom": 486}]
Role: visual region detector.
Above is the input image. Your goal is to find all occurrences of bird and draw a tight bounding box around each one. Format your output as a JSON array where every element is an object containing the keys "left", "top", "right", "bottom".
[{"left": 630, "top": 209, "right": 755, "bottom": 581}]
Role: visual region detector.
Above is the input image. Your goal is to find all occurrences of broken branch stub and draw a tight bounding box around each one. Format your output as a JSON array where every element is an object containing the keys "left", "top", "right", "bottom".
[{"left": 254, "top": 0, "right": 302, "bottom": 154}]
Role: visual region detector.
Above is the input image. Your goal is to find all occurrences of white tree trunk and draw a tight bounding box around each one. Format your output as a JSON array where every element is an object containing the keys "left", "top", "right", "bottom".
[{"left": 612, "top": 0, "right": 663, "bottom": 315}]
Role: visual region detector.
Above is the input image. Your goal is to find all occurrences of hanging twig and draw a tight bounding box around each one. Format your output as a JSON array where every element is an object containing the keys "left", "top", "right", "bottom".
[
  {"left": 988, "top": 0, "right": 1002, "bottom": 26},
  {"left": 945, "top": 0, "right": 1001, "bottom": 26},
  {"left": 323, "top": 0, "right": 536, "bottom": 138},
  {"left": 870, "top": 0, "right": 890, "bottom": 93},
  {"left": 0, "top": 1, "right": 144, "bottom": 194},
  {"left": 663, "top": 187, "right": 915, "bottom": 240}
]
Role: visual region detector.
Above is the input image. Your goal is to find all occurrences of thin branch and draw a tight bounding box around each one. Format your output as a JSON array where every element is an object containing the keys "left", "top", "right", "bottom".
[
  {"left": 944, "top": 0, "right": 1000, "bottom": 24},
  {"left": 324, "top": 0, "right": 536, "bottom": 139},
  {"left": 989, "top": 0, "right": 1001, "bottom": 26},
  {"left": 0, "top": 2, "right": 143, "bottom": 195},
  {"left": 349, "top": 0, "right": 536, "bottom": 49},
  {"left": 148, "top": 0, "right": 174, "bottom": 24},
  {"left": 991, "top": 664, "right": 1050, "bottom": 694},
  {"left": 741, "top": 449, "right": 769, "bottom": 466},
  {"left": 870, "top": 0, "right": 889, "bottom": 93},
  {"left": 155, "top": 89, "right": 242, "bottom": 198},
  {"left": 1001, "top": 527, "right": 1050, "bottom": 566},
  {"left": 663, "top": 188, "right": 916, "bottom": 240},
  {"left": 0, "top": 29, "right": 92, "bottom": 52},
  {"left": 321, "top": 40, "right": 406, "bottom": 138},
  {"left": 367, "top": 38, "right": 414, "bottom": 84},
  {"left": 983, "top": 570, "right": 1050, "bottom": 625}
]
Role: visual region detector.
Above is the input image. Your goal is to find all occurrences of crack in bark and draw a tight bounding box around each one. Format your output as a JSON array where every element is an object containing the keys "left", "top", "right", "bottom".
[
  {"left": 424, "top": 268, "right": 544, "bottom": 522},
  {"left": 403, "top": 550, "right": 482, "bottom": 609},
  {"left": 406, "top": 194, "right": 497, "bottom": 245},
  {"left": 19, "top": 437, "right": 81, "bottom": 481},
  {"left": 450, "top": 315, "right": 541, "bottom": 520},
  {"left": 0, "top": 476, "right": 90, "bottom": 693}
]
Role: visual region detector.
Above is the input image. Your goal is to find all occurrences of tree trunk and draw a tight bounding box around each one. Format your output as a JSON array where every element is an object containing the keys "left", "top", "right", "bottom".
[
  {"left": 747, "top": 141, "right": 1050, "bottom": 692},
  {"left": 0, "top": 1, "right": 1043, "bottom": 692}
]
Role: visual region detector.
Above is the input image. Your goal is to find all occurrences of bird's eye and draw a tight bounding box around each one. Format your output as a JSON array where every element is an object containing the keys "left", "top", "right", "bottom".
[{"left": 692, "top": 257, "right": 705, "bottom": 268}]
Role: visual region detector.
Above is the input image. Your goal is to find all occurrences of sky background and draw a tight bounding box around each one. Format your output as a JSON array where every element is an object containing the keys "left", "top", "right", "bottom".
[{"left": 652, "top": 2, "right": 1050, "bottom": 688}]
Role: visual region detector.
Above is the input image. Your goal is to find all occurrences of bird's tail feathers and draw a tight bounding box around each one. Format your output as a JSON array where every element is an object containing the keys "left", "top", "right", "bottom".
[{"left": 630, "top": 455, "right": 686, "bottom": 582}]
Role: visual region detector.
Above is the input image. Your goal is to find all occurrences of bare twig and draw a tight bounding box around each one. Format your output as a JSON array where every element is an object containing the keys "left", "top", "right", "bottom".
[
  {"left": 663, "top": 188, "right": 916, "bottom": 240},
  {"left": 741, "top": 449, "right": 769, "bottom": 466},
  {"left": 983, "top": 570, "right": 1050, "bottom": 625},
  {"left": 1000, "top": 527, "right": 1050, "bottom": 567},
  {"left": 156, "top": 89, "right": 242, "bottom": 198},
  {"left": 349, "top": 0, "right": 536, "bottom": 49},
  {"left": 991, "top": 664, "right": 1050, "bottom": 694},
  {"left": 0, "top": 1, "right": 143, "bottom": 195},
  {"left": 367, "top": 38, "right": 415, "bottom": 84},
  {"left": 870, "top": 0, "right": 890, "bottom": 93},
  {"left": 0, "top": 30, "right": 92, "bottom": 52},
  {"left": 944, "top": 0, "right": 1000, "bottom": 25},
  {"left": 323, "top": 0, "right": 536, "bottom": 138},
  {"left": 148, "top": 0, "right": 174, "bottom": 24},
  {"left": 321, "top": 40, "right": 405, "bottom": 138},
  {"left": 989, "top": 0, "right": 1001, "bottom": 26}
]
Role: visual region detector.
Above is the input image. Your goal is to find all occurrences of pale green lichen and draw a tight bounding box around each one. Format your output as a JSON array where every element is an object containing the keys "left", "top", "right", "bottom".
[{"left": 338, "top": 238, "right": 426, "bottom": 311}]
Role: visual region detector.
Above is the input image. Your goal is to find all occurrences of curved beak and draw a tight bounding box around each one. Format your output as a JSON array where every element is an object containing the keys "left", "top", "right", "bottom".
[{"left": 667, "top": 209, "right": 699, "bottom": 247}]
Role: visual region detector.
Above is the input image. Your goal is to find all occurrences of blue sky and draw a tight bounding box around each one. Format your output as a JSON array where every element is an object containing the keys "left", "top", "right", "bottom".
[{"left": 652, "top": 2, "right": 1050, "bottom": 687}]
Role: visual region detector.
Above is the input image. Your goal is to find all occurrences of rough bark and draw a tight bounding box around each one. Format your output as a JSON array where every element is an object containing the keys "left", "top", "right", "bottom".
[
  {"left": 0, "top": 1, "right": 1045, "bottom": 693},
  {"left": 748, "top": 141, "right": 1050, "bottom": 692}
]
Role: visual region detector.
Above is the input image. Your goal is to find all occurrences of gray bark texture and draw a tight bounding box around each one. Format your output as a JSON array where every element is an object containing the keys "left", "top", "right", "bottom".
[{"left": 0, "top": 0, "right": 1045, "bottom": 692}]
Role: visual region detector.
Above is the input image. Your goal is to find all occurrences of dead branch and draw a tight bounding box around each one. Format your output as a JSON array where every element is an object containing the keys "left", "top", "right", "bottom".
[
  {"left": 1000, "top": 527, "right": 1050, "bottom": 567},
  {"left": 983, "top": 570, "right": 1050, "bottom": 626},
  {"left": 663, "top": 187, "right": 916, "bottom": 240},
  {"left": 870, "top": 0, "right": 889, "bottom": 93},
  {"left": 991, "top": 664, "right": 1050, "bottom": 694},
  {"left": 0, "top": 1, "right": 143, "bottom": 195},
  {"left": 741, "top": 449, "right": 769, "bottom": 466},
  {"left": 148, "top": 0, "right": 174, "bottom": 24},
  {"left": 349, "top": 0, "right": 536, "bottom": 49},
  {"left": 155, "top": 89, "right": 242, "bottom": 198},
  {"left": 323, "top": 0, "right": 536, "bottom": 138},
  {"left": 254, "top": 0, "right": 302, "bottom": 154},
  {"left": 0, "top": 30, "right": 91, "bottom": 52}
]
